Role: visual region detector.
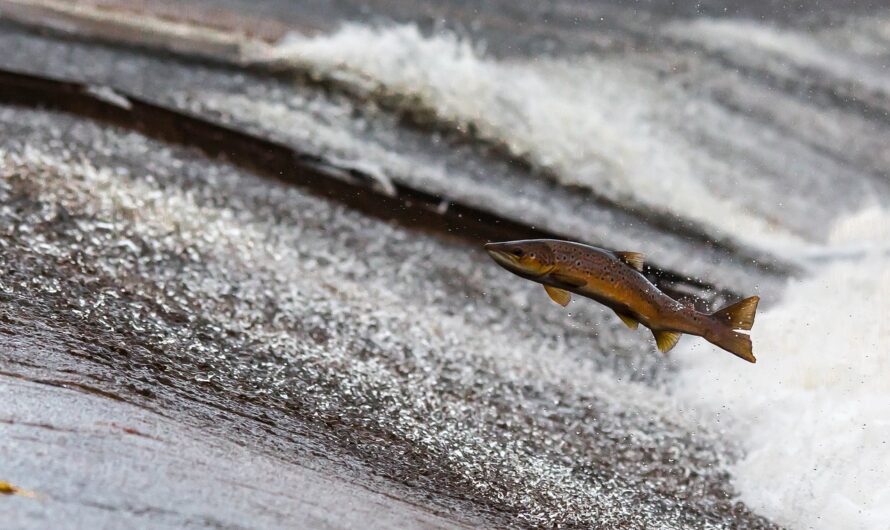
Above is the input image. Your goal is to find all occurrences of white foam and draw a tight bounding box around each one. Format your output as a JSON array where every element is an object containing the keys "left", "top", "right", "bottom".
[
  {"left": 236, "top": 23, "right": 890, "bottom": 527},
  {"left": 261, "top": 24, "right": 805, "bottom": 251},
  {"left": 675, "top": 208, "right": 890, "bottom": 530},
  {"left": 828, "top": 205, "right": 890, "bottom": 246}
]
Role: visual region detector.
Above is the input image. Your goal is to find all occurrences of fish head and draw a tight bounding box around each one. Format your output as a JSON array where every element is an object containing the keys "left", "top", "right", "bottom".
[{"left": 484, "top": 240, "right": 555, "bottom": 279}]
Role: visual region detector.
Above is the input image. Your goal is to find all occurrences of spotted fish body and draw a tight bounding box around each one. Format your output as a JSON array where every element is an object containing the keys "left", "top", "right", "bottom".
[{"left": 484, "top": 239, "right": 759, "bottom": 362}]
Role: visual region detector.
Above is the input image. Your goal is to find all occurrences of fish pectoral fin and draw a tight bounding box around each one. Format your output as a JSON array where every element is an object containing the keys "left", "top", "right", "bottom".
[
  {"left": 548, "top": 272, "right": 587, "bottom": 288},
  {"left": 614, "top": 311, "right": 639, "bottom": 330},
  {"left": 543, "top": 285, "right": 572, "bottom": 307},
  {"left": 613, "top": 251, "right": 645, "bottom": 272},
  {"left": 652, "top": 330, "right": 682, "bottom": 353}
]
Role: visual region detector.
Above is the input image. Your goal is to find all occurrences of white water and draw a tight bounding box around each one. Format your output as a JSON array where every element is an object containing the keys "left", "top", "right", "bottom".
[
  {"left": 262, "top": 24, "right": 806, "bottom": 252},
  {"left": 676, "top": 207, "right": 890, "bottom": 530},
  {"left": 253, "top": 21, "right": 890, "bottom": 528}
]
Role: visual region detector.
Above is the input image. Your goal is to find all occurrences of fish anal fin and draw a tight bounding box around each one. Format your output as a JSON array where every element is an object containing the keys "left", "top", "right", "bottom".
[
  {"left": 544, "top": 285, "right": 571, "bottom": 307},
  {"left": 652, "top": 330, "right": 682, "bottom": 353},
  {"left": 614, "top": 251, "right": 644, "bottom": 272},
  {"left": 548, "top": 272, "right": 587, "bottom": 288},
  {"left": 712, "top": 296, "right": 759, "bottom": 330},
  {"left": 614, "top": 311, "right": 639, "bottom": 330}
]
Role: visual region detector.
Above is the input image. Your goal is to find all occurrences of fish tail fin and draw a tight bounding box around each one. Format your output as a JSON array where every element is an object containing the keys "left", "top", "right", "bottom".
[
  {"left": 708, "top": 331, "right": 756, "bottom": 363},
  {"left": 711, "top": 296, "right": 759, "bottom": 331}
]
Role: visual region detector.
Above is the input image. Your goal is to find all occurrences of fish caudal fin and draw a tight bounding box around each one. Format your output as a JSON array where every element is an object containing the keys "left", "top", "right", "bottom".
[
  {"left": 709, "top": 296, "right": 759, "bottom": 362},
  {"left": 712, "top": 296, "right": 759, "bottom": 331},
  {"left": 709, "top": 331, "right": 756, "bottom": 363}
]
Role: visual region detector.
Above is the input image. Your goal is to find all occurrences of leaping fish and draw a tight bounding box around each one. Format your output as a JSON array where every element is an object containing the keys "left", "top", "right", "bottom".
[{"left": 484, "top": 239, "right": 760, "bottom": 362}]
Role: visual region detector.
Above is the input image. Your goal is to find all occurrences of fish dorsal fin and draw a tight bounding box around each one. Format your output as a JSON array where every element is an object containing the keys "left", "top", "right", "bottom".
[
  {"left": 548, "top": 272, "right": 587, "bottom": 288},
  {"left": 652, "top": 330, "right": 682, "bottom": 353},
  {"left": 543, "top": 285, "right": 571, "bottom": 307},
  {"left": 614, "top": 251, "right": 644, "bottom": 272},
  {"left": 614, "top": 311, "right": 639, "bottom": 330}
]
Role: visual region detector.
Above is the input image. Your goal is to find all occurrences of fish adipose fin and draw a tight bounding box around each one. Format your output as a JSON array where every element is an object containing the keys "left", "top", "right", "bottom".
[
  {"left": 615, "top": 311, "right": 639, "bottom": 329},
  {"left": 712, "top": 296, "right": 760, "bottom": 330},
  {"left": 613, "top": 251, "right": 645, "bottom": 272},
  {"left": 544, "top": 285, "right": 571, "bottom": 306},
  {"left": 652, "top": 330, "right": 682, "bottom": 353}
]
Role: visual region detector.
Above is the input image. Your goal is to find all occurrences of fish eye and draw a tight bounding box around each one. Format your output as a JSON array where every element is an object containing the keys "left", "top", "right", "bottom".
[{"left": 512, "top": 248, "right": 525, "bottom": 257}]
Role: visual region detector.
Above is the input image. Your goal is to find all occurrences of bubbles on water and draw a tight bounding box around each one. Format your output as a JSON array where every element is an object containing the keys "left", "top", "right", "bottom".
[
  {"left": 0, "top": 106, "right": 774, "bottom": 527},
  {"left": 676, "top": 208, "right": 890, "bottom": 530}
]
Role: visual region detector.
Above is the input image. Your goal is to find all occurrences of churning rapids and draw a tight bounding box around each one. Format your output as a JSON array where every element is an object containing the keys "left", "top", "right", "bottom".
[
  {"left": 261, "top": 14, "right": 889, "bottom": 528},
  {"left": 0, "top": 1, "right": 888, "bottom": 528}
]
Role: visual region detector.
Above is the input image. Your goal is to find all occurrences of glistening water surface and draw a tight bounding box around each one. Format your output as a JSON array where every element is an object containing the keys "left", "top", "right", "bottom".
[{"left": 1, "top": 1, "right": 889, "bottom": 528}]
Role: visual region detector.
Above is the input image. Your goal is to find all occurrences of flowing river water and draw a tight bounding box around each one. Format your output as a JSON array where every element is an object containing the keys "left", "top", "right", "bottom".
[{"left": 0, "top": 1, "right": 888, "bottom": 528}]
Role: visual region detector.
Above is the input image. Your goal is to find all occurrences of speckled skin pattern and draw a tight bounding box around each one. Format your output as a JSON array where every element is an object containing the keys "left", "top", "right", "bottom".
[{"left": 485, "top": 239, "right": 721, "bottom": 339}]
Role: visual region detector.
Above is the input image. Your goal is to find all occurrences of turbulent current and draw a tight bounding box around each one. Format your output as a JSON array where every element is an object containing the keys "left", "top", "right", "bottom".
[
  {"left": 678, "top": 208, "right": 890, "bottom": 530},
  {"left": 1, "top": 1, "right": 889, "bottom": 528},
  {"left": 256, "top": 19, "right": 890, "bottom": 527}
]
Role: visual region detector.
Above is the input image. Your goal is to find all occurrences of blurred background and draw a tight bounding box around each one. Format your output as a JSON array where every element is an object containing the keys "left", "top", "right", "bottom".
[{"left": 0, "top": 1, "right": 887, "bottom": 528}]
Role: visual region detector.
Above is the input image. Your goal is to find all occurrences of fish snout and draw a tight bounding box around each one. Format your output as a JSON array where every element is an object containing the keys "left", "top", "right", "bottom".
[
  {"left": 484, "top": 242, "right": 517, "bottom": 268},
  {"left": 483, "top": 242, "right": 505, "bottom": 256},
  {"left": 484, "top": 240, "right": 556, "bottom": 279}
]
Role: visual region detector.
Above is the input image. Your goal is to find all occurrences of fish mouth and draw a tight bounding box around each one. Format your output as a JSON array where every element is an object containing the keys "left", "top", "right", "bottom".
[
  {"left": 484, "top": 243, "right": 519, "bottom": 268},
  {"left": 485, "top": 243, "right": 552, "bottom": 280}
]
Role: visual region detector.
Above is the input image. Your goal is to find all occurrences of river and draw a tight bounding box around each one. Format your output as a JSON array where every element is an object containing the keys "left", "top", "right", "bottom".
[{"left": 0, "top": 1, "right": 888, "bottom": 528}]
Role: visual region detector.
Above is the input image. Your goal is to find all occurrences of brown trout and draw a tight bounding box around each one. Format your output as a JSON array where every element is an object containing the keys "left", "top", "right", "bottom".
[{"left": 484, "top": 239, "right": 760, "bottom": 362}]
